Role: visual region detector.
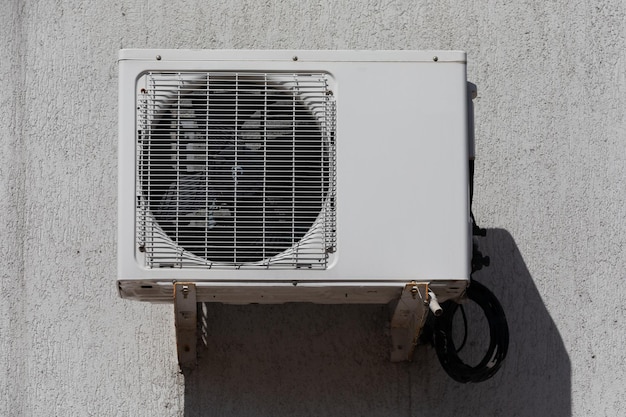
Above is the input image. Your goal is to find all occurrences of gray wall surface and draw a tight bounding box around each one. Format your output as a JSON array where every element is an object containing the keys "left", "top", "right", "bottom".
[{"left": 2, "top": 1, "right": 624, "bottom": 416}]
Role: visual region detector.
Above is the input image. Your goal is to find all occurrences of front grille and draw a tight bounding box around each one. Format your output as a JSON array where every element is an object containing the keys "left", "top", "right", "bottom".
[{"left": 136, "top": 71, "right": 336, "bottom": 269}]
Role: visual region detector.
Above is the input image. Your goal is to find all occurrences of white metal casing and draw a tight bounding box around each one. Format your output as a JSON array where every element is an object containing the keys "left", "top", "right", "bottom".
[{"left": 118, "top": 49, "right": 471, "bottom": 304}]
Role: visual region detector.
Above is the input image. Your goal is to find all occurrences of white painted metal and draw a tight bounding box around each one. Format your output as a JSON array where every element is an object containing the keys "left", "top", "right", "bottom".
[{"left": 118, "top": 49, "right": 471, "bottom": 304}]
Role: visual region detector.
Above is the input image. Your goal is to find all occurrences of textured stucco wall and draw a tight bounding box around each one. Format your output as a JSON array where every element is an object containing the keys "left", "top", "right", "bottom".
[{"left": 1, "top": 1, "right": 624, "bottom": 416}]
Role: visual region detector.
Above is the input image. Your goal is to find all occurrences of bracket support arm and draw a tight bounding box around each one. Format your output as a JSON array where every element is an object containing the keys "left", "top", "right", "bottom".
[
  {"left": 174, "top": 282, "right": 197, "bottom": 370},
  {"left": 390, "top": 282, "right": 430, "bottom": 362}
]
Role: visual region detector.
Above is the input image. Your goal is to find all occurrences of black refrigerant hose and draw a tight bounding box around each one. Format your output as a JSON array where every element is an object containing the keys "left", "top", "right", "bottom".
[
  {"left": 431, "top": 112, "right": 508, "bottom": 382},
  {"left": 432, "top": 279, "right": 509, "bottom": 383}
]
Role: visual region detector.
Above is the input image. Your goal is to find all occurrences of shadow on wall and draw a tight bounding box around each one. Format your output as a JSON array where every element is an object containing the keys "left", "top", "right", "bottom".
[
  {"left": 414, "top": 229, "right": 571, "bottom": 416},
  {"left": 183, "top": 229, "right": 570, "bottom": 417}
]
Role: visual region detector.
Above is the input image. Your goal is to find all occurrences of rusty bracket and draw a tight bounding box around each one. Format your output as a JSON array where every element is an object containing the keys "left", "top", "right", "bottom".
[
  {"left": 390, "top": 282, "right": 430, "bottom": 362},
  {"left": 174, "top": 282, "right": 197, "bottom": 370}
]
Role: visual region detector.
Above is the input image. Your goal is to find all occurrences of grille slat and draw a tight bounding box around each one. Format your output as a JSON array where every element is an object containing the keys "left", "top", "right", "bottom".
[{"left": 136, "top": 71, "right": 336, "bottom": 269}]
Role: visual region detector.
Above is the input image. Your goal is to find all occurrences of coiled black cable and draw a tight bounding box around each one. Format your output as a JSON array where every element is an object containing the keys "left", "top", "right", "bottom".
[{"left": 432, "top": 279, "right": 509, "bottom": 383}]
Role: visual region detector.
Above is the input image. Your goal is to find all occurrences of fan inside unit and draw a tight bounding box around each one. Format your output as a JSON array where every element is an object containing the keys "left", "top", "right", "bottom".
[{"left": 137, "top": 72, "right": 335, "bottom": 268}]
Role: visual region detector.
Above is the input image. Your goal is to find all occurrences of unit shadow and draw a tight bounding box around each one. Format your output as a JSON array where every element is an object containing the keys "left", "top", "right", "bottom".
[{"left": 182, "top": 228, "right": 570, "bottom": 417}]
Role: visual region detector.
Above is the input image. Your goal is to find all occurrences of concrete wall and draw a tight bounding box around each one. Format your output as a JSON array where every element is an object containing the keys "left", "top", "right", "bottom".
[{"left": 1, "top": 0, "right": 624, "bottom": 415}]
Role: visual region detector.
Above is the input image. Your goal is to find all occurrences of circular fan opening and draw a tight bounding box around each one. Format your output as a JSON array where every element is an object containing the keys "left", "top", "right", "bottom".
[{"left": 141, "top": 75, "right": 328, "bottom": 264}]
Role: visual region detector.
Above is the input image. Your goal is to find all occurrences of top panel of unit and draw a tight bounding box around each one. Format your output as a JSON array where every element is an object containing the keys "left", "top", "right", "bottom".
[{"left": 118, "top": 49, "right": 466, "bottom": 63}]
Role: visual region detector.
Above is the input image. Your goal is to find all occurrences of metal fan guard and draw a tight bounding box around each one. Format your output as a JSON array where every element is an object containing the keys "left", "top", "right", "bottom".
[{"left": 136, "top": 72, "right": 336, "bottom": 269}]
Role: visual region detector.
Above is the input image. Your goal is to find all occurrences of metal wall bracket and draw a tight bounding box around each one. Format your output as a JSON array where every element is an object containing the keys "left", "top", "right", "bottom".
[
  {"left": 390, "top": 282, "right": 430, "bottom": 362},
  {"left": 174, "top": 283, "right": 197, "bottom": 370}
]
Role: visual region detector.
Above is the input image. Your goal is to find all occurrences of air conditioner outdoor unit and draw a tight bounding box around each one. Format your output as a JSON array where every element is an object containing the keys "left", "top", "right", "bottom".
[{"left": 118, "top": 49, "right": 473, "bottom": 367}]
